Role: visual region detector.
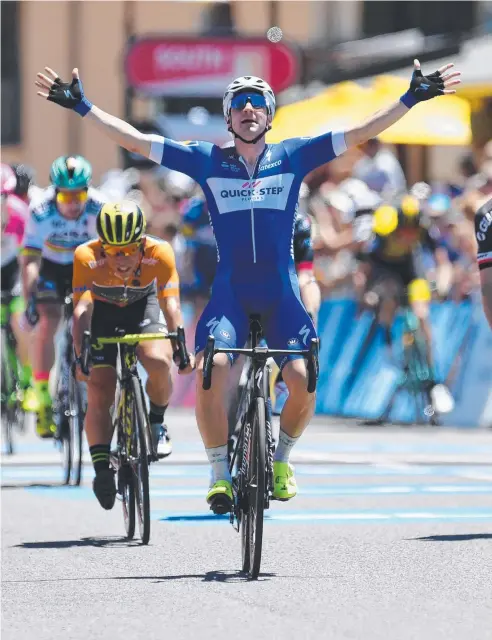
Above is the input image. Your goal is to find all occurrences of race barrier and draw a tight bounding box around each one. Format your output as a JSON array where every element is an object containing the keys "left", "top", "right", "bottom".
[{"left": 170, "top": 299, "right": 492, "bottom": 428}]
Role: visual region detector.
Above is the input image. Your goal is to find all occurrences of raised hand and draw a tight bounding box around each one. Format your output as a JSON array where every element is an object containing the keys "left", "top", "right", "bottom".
[
  {"left": 402, "top": 59, "right": 462, "bottom": 108},
  {"left": 35, "top": 67, "right": 92, "bottom": 117}
]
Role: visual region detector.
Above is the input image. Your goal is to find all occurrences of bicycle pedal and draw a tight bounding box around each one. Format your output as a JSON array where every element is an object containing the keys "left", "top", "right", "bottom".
[{"left": 209, "top": 495, "right": 232, "bottom": 515}]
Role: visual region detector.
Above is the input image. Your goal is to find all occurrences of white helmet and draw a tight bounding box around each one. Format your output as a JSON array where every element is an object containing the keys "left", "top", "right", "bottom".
[{"left": 222, "top": 76, "right": 276, "bottom": 120}]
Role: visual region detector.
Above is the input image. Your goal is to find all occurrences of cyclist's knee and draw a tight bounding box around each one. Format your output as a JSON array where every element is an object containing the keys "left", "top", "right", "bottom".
[
  {"left": 138, "top": 344, "right": 172, "bottom": 374},
  {"left": 282, "top": 359, "right": 309, "bottom": 397},
  {"left": 87, "top": 367, "right": 116, "bottom": 409},
  {"left": 37, "top": 303, "right": 61, "bottom": 332},
  {"left": 196, "top": 352, "right": 230, "bottom": 391}
]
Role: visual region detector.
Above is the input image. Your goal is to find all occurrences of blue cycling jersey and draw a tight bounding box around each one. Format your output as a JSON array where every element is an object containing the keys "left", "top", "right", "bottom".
[
  {"left": 148, "top": 131, "right": 347, "bottom": 363},
  {"left": 149, "top": 132, "right": 346, "bottom": 273}
]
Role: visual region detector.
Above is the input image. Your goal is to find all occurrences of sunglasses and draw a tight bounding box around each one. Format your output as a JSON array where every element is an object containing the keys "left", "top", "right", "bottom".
[
  {"left": 230, "top": 93, "right": 267, "bottom": 111},
  {"left": 102, "top": 241, "right": 142, "bottom": 257},
  {"left": 56, "top": 190, "right": 88, "bottom": 205}
]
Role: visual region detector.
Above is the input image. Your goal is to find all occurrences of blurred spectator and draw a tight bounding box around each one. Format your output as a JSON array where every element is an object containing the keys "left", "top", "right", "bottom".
[{"left": 352, "top": 138, "right": 407, "bottom": 198}]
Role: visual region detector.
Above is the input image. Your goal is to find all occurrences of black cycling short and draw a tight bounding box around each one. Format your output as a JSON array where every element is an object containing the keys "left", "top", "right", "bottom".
[
  {"left": 1, "top": 258, "right": 21, "bottom": 297},
  {"left": 366, "top": 257, "right": 418, "bottom": 300},
  {"left": 90, "top": 292, "right": 167, "bottom": 368},
  {"left": 36, "top": 259, "right": 73, "bottom": 303}
]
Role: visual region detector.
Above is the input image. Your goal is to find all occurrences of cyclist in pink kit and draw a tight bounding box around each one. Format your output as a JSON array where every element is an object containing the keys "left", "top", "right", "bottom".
[{"left": 1, "top": 164, "right": 33, "bottom": 400}]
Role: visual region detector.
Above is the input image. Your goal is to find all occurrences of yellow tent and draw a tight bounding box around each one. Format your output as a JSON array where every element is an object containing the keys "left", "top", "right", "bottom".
[
  {"left": 267, "top": 81, "right": 375, "bottom": 143},
  {"left": 268, "top": 76, "right": 471, "bottom": 146}
]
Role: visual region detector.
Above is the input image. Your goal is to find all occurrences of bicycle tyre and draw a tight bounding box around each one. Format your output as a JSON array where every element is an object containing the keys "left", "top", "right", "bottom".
[
  {"left": 121, "top": 463, "right": 136, "bottom": 540},
  {"left": 1, "top": 328, "right": 15, "bottom": 455},
  {"left": 131, "top": 376, "right": 151, "bottom": 545},
  {"left": 60, "top": 417, "right": 72, "bottom": 485},
  {"left": 68, "top": 369, "right": 85, "bottom": 486},
  {"left": 243, "top": 397, "right": 266, "bottom": 579}
]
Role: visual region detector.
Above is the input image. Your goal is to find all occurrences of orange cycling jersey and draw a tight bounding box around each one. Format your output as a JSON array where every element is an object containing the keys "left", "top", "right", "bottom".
[{"left": 73, "top": 235, "right": 179, "bottom": 307}]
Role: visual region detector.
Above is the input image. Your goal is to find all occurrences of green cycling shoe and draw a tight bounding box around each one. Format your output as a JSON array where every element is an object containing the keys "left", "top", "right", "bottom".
[
  {"left": 207, "top": 480, "right": 233, "bottom": 515},
  {"left": 273, "top": 461, "right": 297, "bottom": 501}
]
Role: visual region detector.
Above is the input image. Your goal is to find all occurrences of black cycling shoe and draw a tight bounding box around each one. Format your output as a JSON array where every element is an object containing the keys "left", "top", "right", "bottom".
[{"left": 93, "top": 468, "right": 117, "bottom": 510}]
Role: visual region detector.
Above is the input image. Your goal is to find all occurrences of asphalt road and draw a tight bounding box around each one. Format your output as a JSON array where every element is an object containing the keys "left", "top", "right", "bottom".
[{"left": 2, "top": 410, "right": 492, "bottom": 640}]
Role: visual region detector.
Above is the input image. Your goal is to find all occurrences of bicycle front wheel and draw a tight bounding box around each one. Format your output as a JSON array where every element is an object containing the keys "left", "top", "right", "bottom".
[
  {"left": 131, "top": 376, "right": 151, "bottom": 545},
  {"left": 68, "top": 370, "right": 85, "bottom": 486},
  {"left": 241, "top": 397, "right": 266, "bottom": 580}
]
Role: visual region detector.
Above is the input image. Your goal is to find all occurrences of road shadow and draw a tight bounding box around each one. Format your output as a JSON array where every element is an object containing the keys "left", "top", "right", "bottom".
[
  {"left": 113, "top": 570, "right": 276, "bottom": 583},
  {"left": 13, "top": 536, "right": 139, "bottom": 549},
  {"left": 410, "top": 534, "right": 492, "bottom": 542},
  {"left": 1, "top": 482, "right": 65, "bottom": 490}
]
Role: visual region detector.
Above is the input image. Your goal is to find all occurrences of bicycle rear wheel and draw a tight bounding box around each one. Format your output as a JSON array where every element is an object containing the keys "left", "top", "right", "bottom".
[
  {"left": 131, "top": 376, "right": 151, "bottom": 545},
  {"left": 241, "top": 397, "right": 266, "bottom": 579}
]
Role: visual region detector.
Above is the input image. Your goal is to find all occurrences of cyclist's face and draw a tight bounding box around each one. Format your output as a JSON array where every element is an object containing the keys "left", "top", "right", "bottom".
[
  {"left": 56, "top": 189, "right": 87, "bottom": 219},
  {"left": 229, "top": 93, "right": 270, "bottom": 140},
  {"left": 105, "top": 248, "right": 142, "bottom": 279}
]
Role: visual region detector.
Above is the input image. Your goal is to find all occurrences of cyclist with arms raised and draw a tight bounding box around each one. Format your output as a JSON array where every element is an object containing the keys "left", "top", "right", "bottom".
[
  {"left": 21, "top": 155, "right": 106, "bottom": 437},
  {"left": 36, "top": 59, "right": 460, "bottom": 511},
  {"left": 72, "top": 202, "right": 194, "bottom": 509}
]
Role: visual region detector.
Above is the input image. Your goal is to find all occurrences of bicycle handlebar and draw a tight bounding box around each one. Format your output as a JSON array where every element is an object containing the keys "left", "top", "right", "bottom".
[
  {"left": 202, "top": 336, "right": 319, "bottom": 393},
  {"left": 78, "top": 326, "right": 189, "bottom": 373}
]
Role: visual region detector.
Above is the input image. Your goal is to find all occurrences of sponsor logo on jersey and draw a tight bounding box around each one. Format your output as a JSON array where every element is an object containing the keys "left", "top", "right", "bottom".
[
  {"left": 219, "top": 180, "right": 285, "bottom": 201},
  {"left": 476, "top": 209, "right": 492, "bottom": 242},
  {"left": 221, "top": 162, "right": 241, "bottom": 173},
  {"left": 220, "top": 329, "right": 231, "bottom": 340},
  {"left": 88, "top": 259, "right": 105, "bottom": 269},
  {"left": 259, "top": 160, "right": 282, "bottom": 171},
  {"left": 207, "top": 174, "right": 295, "bottom": 215},
  {"left": 141, "top": 257, "right": 158, "bottom": 265}
]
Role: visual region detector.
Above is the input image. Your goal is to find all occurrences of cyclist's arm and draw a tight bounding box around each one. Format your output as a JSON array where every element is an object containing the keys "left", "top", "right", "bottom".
[
  {"left": 298, "top": 270, "right": 321, "bottom": 327},
  {"left": 154, "top": 241, "right": 187, "bottom": 336},
  {"left": 85, "top": 109, "right": 210, "bottom": 182},
  {"left": 344, "top": 100, "right": 408, "bottom": 149},
  {"left": 72, "top": 292, "right": 93, "bottom": 357},
  {"left": 20, "top": 212, "right": 43, "bottom": 298},
  {"left": 86, "top": 106, "right": 153, "bottom": 157},
  {"left": 72, "top": 246, "right": 94, "bottom": 356},
  {"left": 480, "top": 269, "right": 492, "bottom": 330}
]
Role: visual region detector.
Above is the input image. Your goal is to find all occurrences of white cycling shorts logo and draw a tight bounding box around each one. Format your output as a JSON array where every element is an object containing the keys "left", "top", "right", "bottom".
[{"left": 207, "top": 174, "right": 295, "bottom": 215}]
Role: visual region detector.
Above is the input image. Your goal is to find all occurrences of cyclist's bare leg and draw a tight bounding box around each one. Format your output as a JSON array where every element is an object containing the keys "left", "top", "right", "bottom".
[
  {"left": 84, "top": 366, "right": 116, "bottom": 447},
  {"left": 279, "top": 358, "right": 315, "bottom": 439},
  {"left": 10, "top": 312, "right": 31, "bottom": 368},
  {"left": 32, "top": 302, "right": 61, "bottom": 377},
  {"left": 195, "top": 351, "right": 230, "bottom": 448},
  {"left": 137, "top": 340, "right": 173, "bottom": 407}
]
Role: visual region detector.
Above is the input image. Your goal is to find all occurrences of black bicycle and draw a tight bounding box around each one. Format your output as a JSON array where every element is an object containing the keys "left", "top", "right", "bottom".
[
  {"left": 203, "top": 314, "right": 319, "bottom": 579},
  {"left": 1, "top": 292, "right": 25, "bottom": 455},
  {"left": 81, "top": 326, "right": 189, "bottom": 545}
]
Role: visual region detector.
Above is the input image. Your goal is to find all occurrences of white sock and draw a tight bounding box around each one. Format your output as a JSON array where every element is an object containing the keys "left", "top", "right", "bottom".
[
  {"left": 274, "top": 428, "right": 299, "bottom": 463},
  {"left": 206, "top": 445, "right": 231, "bottom": 484}
]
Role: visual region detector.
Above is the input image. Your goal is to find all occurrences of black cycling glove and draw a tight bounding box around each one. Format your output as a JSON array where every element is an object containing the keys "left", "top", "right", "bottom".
[
  {"left": 47, "top": 75, "right": 93, "bottom": 117},
  {"left": 400, "top": 67, "right": 445, "bottom": 109}
]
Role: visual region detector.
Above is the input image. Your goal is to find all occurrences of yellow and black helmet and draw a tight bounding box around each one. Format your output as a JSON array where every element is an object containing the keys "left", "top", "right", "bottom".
[{"left": 96, "top": 201, "right": 146, "bottom": 246}]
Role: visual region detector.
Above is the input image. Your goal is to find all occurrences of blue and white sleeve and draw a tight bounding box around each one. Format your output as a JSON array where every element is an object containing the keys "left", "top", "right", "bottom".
[
  {"left": 148, "top": 136, "right": 213, "bottom": 184},
  {"left": 284, "top": 131, "right": 347, "bottom": 178}
]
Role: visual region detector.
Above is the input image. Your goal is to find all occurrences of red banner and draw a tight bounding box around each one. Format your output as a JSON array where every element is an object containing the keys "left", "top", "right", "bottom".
[{"left": 125, "top": 37, "right": 299, "bottom": 96}]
